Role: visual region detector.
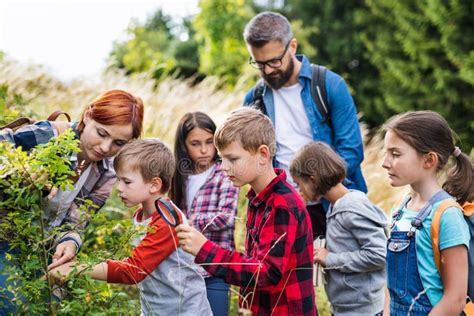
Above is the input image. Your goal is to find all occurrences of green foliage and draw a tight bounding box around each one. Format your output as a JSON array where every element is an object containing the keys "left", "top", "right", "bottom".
[
  {"left": 0, "top": 84, "right": 34, "bottom": 126},
  {"left": 361, "top": 0, "right": 474, "bottom": 150},
  {"left": 104, "top": 1, "right": 472, "bottom": 149},
  {"left": 0, "top": 130, "right": 78, "bottom": 314},
  {"left": 281, "top": 1, "right": 382, "bottom": 129},
  {"left": 0, "top": 126, "right": 140, "bottom": 313},
  {"left": 194, "top": 0, "right": 255, "bottom": 85},
  {"left": 108, "top": 10, "right": 200, "bottom": 80}
]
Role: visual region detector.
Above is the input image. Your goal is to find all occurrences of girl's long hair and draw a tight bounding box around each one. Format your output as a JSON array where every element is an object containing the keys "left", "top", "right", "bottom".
[
  {"left": 169, "top": 112, "right": 219, "bottom": 210},
  {"left": 384, "top": 111, "right": 473, "bottom": 204}
]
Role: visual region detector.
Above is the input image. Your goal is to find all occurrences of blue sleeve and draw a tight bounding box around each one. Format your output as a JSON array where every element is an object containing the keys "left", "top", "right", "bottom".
[
  {"left": 325, "top": 71, "right": 364, "bottom": 178},
  {"left": 439, "top": 206, "right": 470, "bottom": 250},
  {"left": 243, "top": 89, "right": 254, "bottom": 106},
  {"left": 0, "top": 121, "right": 55, "bottom": 151}
]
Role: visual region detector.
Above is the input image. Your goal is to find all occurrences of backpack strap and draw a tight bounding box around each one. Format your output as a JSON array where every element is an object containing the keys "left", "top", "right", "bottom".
[
  {"left": 463, "top": 201, "right": 474, "bottom": 216},
  {"left": 47, "top": 110, "right": 71, "bottom": 122},
  {"left": 310, "top": 64, "right": 331, "bottom": 127},
  {"left": 251, "top": 79, "right": 267, "bottom": 115},
  {"left": 431, "top": 199, "right": 463, "bottom": 272},
  {"left": 0, "top": 111, "right": 70, "bottom": 131},
  {"left": 392, "top": 191, "right": 451, "bottom": 235},
  {"left": 0, "top": 117, "right": 34, "bottom": 130}
]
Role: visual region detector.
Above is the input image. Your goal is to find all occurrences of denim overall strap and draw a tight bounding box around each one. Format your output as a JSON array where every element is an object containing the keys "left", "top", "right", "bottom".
[
  {"left": 393, "top": 191, "right": 451, "bottom": 234},
  {"left": 387, "top": 191, "right": 451, "bottom": 315},
  {"left": 391, "top": 196, "right": 411, "bottom": 229}
]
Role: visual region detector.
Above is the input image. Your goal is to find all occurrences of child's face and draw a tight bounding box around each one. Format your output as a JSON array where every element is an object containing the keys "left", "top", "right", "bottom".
[
  {"left": 382, "top": 130, "right": 426, "bottom": 187},
  {"left": 116, "top": 168, "right": 153, "bottom": 208},
  {"left": 293, "top": 176, "right": 316, "bottom": 203},
  {"left": 219, "top": 141, "right": 261, "bottom": 188},
  {"left": 185, "top": 127, "right": 216, "bottom": 172}
]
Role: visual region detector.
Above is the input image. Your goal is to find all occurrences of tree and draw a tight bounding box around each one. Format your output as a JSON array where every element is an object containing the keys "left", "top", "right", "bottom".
[
  {"left": 193, "top": 0, "right": 255, "bottom": 85},
  {"left": 108, "top": 10, "right": 200, "bottom": 80},
  {"left": 361, "top": 0, "right": 474, "bottom": 150},
  {"left": 281, "top": 0, "right": 382, "bottom": 128}
]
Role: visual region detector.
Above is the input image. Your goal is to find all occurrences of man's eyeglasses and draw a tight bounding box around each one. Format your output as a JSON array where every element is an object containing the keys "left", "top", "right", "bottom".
[{"left": 248, "top": 40, "right": 291, "bottom": 70}]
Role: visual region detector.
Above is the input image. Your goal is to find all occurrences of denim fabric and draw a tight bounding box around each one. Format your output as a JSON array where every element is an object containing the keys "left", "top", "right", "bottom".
[
  {"left": 0, "top": 243, "right": 59, "bottom": 315},
  {"left": 243, "top": 55, "right": 367, "bottom": 193},
  {"left": 387, "top": 231, "right": 432, "bottom": 315},
  {"left": 0, "top": 243, "right": 17, "bottom": 315},
  {"left": 205, "top": 277, "right": 229, "bottom": 316}
]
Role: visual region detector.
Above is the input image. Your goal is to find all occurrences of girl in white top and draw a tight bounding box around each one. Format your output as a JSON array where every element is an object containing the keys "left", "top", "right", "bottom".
[{"left": 170, "top": 112, "right": 239, "bottom": 316}]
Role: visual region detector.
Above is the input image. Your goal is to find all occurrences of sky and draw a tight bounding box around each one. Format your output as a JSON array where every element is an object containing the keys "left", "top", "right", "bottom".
[{"left": 0, "top": 0, "right": 200, "bottom": 82}]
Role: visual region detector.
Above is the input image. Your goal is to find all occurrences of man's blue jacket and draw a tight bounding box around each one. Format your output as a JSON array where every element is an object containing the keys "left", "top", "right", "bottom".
[{"left": 244, "top": 55, "right": 367, "bottom": 193}]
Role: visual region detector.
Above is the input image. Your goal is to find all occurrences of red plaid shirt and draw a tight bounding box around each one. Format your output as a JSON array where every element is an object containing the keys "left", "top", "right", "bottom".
[{"left": 195, "top": 169, "right": 316, "bottom": 316}]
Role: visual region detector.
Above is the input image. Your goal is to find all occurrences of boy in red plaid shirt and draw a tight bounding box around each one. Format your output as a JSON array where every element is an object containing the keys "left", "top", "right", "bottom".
[{"left": 177, "top": 108, "right": 317, "bottom": 315}]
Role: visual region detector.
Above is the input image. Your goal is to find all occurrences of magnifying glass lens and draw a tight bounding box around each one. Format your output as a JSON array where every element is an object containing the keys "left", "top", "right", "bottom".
[{"left": 155, "top": 198, "right": 179, "bottom": 227}]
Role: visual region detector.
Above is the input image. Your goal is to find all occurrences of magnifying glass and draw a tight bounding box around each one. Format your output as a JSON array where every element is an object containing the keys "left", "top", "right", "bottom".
[{"left": 155, "top": 197, "right": 181, "bottom": 227}]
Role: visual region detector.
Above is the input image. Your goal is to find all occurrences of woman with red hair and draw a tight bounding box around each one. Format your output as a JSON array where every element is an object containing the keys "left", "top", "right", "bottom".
[{"left": 0, "top": 89, "right": 144, "bottom": 312}]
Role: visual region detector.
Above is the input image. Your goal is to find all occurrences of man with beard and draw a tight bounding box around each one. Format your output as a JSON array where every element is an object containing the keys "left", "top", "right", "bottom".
[{"left": 243, "top": 11, "right": 367, "bottom": 240}]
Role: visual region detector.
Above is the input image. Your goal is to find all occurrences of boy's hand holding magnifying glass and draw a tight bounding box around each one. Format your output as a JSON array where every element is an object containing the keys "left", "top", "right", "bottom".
[{"left": 176, "top": 224, "right": 208, "bottom": 256}]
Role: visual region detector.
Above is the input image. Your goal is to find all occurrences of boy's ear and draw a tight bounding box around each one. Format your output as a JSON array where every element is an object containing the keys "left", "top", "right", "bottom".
[
  {"left": 423, "top": 152, "right": 438, "bottom": 169},
  {"left": 257, "top": 144, "right": 272, "bottom": 162},
  {"left": 149, "top": 177, "right": 163, "bottom": 194}
]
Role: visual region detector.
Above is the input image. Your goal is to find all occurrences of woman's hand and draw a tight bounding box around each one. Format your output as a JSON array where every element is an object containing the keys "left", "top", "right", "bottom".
[
  {"left": 176, "top": 224, "right": 208, "bottom": 256},
  {"left": 48, "top": 240, "right": 77, "bottom": 270},
  {"left": 48, "top": 261, "right": 75, "bottom": 285}
]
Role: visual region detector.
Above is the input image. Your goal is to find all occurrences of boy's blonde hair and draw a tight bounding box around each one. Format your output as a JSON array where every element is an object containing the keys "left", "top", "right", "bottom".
[
  {"left": 114, "top": 139, "right": 175, "bottom": 193},
  {"left": 290, "top": 142, "right": 346, "bottom": 197},
  {"left": 214, "top": 107, "right": 276, "bottom": 155}
]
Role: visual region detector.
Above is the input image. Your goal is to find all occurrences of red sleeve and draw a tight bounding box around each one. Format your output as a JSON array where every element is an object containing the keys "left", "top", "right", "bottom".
[
  {"left": 194, "top": 206, "right": 297, "bottom": 288},
  {"left": 106, "top": 215, "right": 178, "bottom": 284}
]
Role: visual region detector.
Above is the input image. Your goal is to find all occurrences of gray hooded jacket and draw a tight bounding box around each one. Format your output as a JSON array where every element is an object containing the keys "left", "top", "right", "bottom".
[{"left": 324, "top": 190, "right": 388, "bottom": 315}]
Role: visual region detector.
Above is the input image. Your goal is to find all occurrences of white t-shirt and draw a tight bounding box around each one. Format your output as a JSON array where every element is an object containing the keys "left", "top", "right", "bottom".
[
  {"left": 273, "top": 83, "right": 313, "bottom": 185},
  {"left": 185, "top": 164, "right": 216, "bottom": 212}
]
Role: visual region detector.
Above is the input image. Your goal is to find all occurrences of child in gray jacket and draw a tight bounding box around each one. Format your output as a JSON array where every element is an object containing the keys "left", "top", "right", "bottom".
[{"left": 290, "top": 141, "right": 387, "bottom": 316}]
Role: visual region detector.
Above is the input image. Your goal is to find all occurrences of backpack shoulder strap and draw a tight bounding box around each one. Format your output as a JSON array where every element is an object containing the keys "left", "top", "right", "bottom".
[
  {"left": 463, "top": 201, "right": 474, "bottom": 216},
  {"left": 47, "top": 110, "right": 71, "bottom": 122},
  {"left": 251, "top": 79, "right": 267, "bottom": 115},
  {"left": 0, "top": 117, "right": 34, "bottom": 130},
  {"left": 0, "top": 111, "right": 70, "bottom": 131},
  {"left": 310, "top": 64, "right": 331, "bottom": 127},
  {"left": 431, "top": 199, "right": 463, "bottom": 272}
]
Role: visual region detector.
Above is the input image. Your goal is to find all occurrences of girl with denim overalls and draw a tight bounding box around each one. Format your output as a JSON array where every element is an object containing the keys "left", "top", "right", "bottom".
[{"left": 382, "top": 111, "right": 472, "bottom": 316}]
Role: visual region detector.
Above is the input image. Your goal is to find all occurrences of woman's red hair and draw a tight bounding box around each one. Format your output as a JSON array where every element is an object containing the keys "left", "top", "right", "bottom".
[{"left": 78, "top": 90, "right": 144, "bottom": 138}]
